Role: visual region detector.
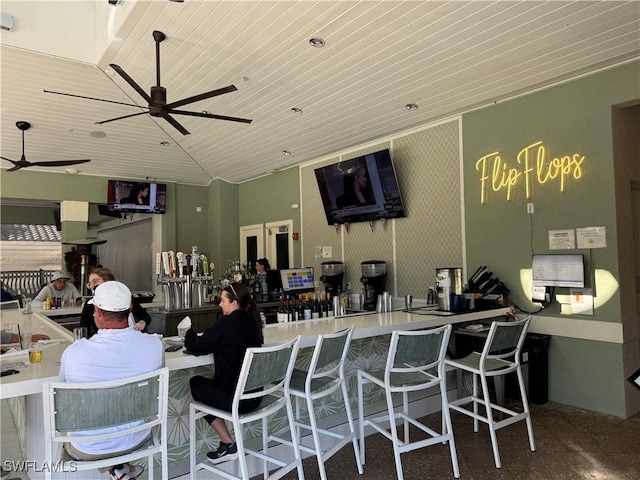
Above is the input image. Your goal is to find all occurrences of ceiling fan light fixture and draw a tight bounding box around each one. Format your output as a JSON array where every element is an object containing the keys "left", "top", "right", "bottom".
[
  {"left": 309, "top": 37, "right": 325, "bottom": 48},
  {"left": 281, "top": 150, "right": 292, "bottom": 156},
  {"left": 405, "top": 103, "right": 419, "bottom": 111},
  {"left": 290, "top": 107, "right": 303, "bottom": 114}
]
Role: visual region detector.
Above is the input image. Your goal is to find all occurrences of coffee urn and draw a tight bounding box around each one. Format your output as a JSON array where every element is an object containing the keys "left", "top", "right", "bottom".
[
  {"left": 320, "top": 261, "right": 344, "bottom": 297},
  {"left": 360, "top": 260, "right": 387, "bottom": 311},
  {"left": 435, "top": 267, "right": 463, "bottom": 311}
]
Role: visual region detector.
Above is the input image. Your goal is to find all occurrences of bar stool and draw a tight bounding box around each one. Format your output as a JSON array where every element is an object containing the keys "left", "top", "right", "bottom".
[
  {"left": 288, "top": 325, "right": 363, "bottom": 480},
  {"left": 444, "top": 316, "right": 535, "bottom": 468},
  {"left": 189, "top": 336, "right": 304, "bottom": 480},
  {"left": 357, "top": 325, "right": 459, "bottom": 480}
]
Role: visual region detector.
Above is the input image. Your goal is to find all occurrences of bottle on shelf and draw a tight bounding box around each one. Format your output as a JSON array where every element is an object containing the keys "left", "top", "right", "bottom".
[
  {"left": 277, "top": 296, "right": 287, "bottom": 323},
  {"left": 327, "top": 292, "right": 334, "bottom": 317},
  {"left": 303, "top": 293, "right": 312, "bottom": 320}
]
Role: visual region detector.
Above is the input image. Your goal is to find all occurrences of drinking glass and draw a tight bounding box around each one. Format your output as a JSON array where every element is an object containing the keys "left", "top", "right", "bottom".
[
  {"left": 73, "top": 327, "right": 88, "bottom": 341},
  {"left": 22, "top": 297, "right": 32, "bottom": 314},
  {"left": 405, "top": 295, "right": 413, "bottom": 311},
  {"left": 29, "top": 345, "right": 43, "bottom": 363}
]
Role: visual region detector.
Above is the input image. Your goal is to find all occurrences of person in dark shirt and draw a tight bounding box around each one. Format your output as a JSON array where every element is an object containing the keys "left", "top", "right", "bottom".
[
  {"left": 120, "top": 184, "right": 150, "bottom": 205},
  {"left": 185, "top": 282, "right": 263, "bottom": 464},
  {"left": 80, "top": 267, "right": 151, "bottom": 337},
  {"left": 335, "top": 160, "right": 374, "bottom": 209}
]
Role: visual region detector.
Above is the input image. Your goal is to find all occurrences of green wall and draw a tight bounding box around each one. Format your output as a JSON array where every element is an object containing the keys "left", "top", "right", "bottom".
[
  {"left": 462, "top": 61, "right": 640, "bottom": 416},
  {"left": 238, "top": 167, "right": 302, "bottom": 267},
  {"left": 0, "top": 205, "right": 57, "bottom": 225}
]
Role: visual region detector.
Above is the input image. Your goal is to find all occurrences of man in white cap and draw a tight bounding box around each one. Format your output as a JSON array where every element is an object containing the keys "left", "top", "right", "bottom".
[
  {"left": 59, "top": 281, "right": 163, "bottom": 480},
  {"left": 32, "top": 271, "right": 82, "bottom": 308}
]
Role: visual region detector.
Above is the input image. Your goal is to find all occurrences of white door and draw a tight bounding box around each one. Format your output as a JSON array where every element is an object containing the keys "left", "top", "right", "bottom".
[
  {"left": 240, "top": 224, "right": 264, "bottom": 272},
  {"left": 266, "top": 220, "right": 294, "bottom": 270}
]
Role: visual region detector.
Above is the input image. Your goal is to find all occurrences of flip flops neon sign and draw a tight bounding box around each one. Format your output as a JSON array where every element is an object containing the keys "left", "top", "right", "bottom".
[{"left": 475, "top": 141, "right": 585, "bottom": 204}]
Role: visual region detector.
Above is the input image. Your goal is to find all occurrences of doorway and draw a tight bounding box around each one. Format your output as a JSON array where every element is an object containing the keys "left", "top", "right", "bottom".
[
  {"left": 266, "top": 220, "right": 293, "bottom": 270},
  {"left": 240, "top": 224, "right": 264, "bottom": 274}
]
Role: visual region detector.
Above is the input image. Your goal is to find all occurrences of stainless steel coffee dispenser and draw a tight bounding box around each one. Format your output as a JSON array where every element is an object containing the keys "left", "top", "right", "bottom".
[
  {"left": 435, "top": 267, "right": 463, "bottom": 311},
  {"left": 361, "top": 260, "right": 387, "bottom": 311},
  {"left": 320, "top": 261, "right": 344, "bottom": 297}
]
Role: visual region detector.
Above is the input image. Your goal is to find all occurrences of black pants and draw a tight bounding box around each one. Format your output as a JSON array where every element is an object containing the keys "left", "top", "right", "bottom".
[{"left": 190, "top": 375, "right": 262, "bottom": 425}]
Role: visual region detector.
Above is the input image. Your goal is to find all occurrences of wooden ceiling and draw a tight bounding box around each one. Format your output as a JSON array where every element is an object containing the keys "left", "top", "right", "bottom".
[{"left": 1, "top": 1, "right": 638, "bottom": 185}]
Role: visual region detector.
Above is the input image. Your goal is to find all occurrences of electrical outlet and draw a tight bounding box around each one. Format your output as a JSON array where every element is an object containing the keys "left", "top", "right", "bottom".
[{"left": 527, "top": 203, "right": 534, "bottom": 214}]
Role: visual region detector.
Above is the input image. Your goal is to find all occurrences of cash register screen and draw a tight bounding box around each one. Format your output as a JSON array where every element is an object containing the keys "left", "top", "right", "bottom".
[
  {"left": 280, "top": 268, "right": 315, "bottom": 293},
  {"left": 532, "top": 254, "right": 584, "bottom": 288}
]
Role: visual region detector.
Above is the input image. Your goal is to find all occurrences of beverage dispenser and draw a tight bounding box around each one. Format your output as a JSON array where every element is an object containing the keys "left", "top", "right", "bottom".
[
  {"left": 320, "top": 261, "right": 344, "bottom": 297},
  {"left": 436, "top": 267, "right": 463, "bottom": 311},
  {"left": 360, "top": 261, "right": 387, "bottom": 311}
]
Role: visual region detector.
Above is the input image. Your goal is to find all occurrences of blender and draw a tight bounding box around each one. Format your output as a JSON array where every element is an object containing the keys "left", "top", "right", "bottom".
[
  {"left": 360, "top": 260, "right": 387, "bottom": 311},
  {"left": 320, "top": 261, "right": 344, "bottom": 297}
]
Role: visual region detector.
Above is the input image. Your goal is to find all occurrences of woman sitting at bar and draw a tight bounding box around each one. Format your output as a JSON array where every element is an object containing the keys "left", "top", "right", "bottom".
[
  {"left": 80, "top": 267, "right": 151, "bottom": 337},
  {"left": 184, "top": 282, "right": 264, "bottom": 464}
]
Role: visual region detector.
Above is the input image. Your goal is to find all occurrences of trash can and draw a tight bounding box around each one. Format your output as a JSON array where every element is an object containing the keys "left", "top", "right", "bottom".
[{"left": 525, "top": 333, "right": 550, "bottom": 404}]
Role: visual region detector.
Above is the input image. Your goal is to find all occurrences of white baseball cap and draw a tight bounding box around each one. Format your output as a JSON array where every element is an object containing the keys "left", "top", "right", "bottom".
[
  {"left": 88, "top": 281, "right": 132, "bottom": 312},
  {"left": 50, "top": 271, "right": 70, "bottom": 282}
]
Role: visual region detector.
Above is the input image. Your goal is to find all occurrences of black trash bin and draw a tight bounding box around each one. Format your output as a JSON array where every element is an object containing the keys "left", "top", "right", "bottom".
[{"left": 524, "top": 333, "right": 550, "bottom": 404}]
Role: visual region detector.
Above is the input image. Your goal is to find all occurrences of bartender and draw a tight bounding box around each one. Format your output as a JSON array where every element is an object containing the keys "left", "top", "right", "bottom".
[{"left": 32, "top": 271, "right": 82, "bottom": 308}]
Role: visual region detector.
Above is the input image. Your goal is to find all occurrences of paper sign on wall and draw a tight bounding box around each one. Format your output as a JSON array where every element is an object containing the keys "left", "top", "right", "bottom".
[
  {"left": 548, "top": 229, "right": 576, "bottom": 250},
  {"left": 570, "top": 288, "right": 593, "bottom": 315},
  {"left": 576, "top": 226, "right": 607, "bottom": 249}
]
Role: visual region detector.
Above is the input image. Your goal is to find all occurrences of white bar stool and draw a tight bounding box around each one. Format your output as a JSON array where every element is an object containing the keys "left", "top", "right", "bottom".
[
  {"left": 357, "top": 325, "right": 459, "bottom": 480},
  {"left": 444, "top": 316, "right": 535, "bottom": 468}
]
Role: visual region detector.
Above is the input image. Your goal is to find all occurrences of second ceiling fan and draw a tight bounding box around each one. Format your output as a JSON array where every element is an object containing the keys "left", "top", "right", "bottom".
[{"left": 45, "top": 30, "right": 252, "bottom": 135}]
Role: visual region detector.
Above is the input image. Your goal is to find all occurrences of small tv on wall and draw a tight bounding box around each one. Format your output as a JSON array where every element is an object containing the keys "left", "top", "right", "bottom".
[
  {"left": 314, "top": 149, "right": 406, "bottom": 225},
  {"left": 107, "top": 180, "right": 167, "bottom": 214}
]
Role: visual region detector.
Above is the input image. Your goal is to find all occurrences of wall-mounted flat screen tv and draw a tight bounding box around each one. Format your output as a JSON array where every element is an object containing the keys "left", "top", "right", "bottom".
[
  {"left": 107, "top": 180, "right": 167, "bottom": 214},
  {"left": 314, "top": 149, "right": 406, "bottom": 225},
  {"left": 532, "top": 254, "right": 585, "bottom": 288}
]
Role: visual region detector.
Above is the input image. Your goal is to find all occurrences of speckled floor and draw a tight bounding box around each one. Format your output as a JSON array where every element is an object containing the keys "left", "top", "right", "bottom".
[{"left": 274, "top": 401, "right": 640, "bottom": 480}]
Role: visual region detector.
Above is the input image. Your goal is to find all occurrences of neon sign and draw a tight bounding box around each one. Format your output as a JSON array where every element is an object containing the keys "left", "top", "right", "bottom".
[{"left": 476, "top": 141, "right": 585, "bottom": 204}]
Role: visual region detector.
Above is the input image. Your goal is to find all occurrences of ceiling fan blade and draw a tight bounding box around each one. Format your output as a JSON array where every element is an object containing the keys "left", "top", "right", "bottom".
[
  {"left": 30, "top": 159, "right": 91, "bottom": 167},
  {"left": 110, "top": 64, "right": 154, "bottom": 104},
  {"left": 171, "top": 109, "right": 253, "bottom": 124},
  {"left": 95, "top": 111, "right": 149, "bottom": 125},
  {"left": 165, "top": 85, "right": 238, "bottom": 110},
  {"left": 44, "top": 90, "right": 142, "bottom": 108},
  {"left": 162, "top": 114, "right": 190, "bottom": 135},
  {"left": 1, "top": 157, "right": 22, "bottom": 171}
]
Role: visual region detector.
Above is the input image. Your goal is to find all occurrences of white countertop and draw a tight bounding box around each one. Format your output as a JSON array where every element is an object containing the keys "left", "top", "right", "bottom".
[{"left": 1, "top": 306, "right": 509, "bottom": 399}]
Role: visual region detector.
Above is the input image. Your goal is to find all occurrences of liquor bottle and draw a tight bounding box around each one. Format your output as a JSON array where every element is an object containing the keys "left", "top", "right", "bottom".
[
  {"left": 312, "top": 293, "right": 320, "bottom": 319},
  {"left": 303, "top": 293, "right": 312, "bottom": 320},
  {"left": 277, "top": 296, "right": 287, "bottom": 323},
  {"left": 297, "top": 294, "right": 304, "bottom": 321}
]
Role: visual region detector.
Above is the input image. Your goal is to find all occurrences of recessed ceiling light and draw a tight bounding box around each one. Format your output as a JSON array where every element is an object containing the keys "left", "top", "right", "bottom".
[
  {"left": 282, "top": 150, "right": 292, "bottom": 156},
  {"left": 309, "top": 37, "right": 325, "bottom": 48},
  {"left": 64, "top": 168, "right": 79, "bottom": 175},
  {"left": 290, "top": 107, "right": 303, "bottom": 114},
  {"left": 201, "top": 111, "right": 211, "bottom": 115},
  {"left": 160, "top": 141, "right": 170, "bottom": 146},
  {"left": 90, "top": 130, "right": 107, "bottom": 138},
  {"left": 405, "top": 103, "right": 419, "bottom": 111}
]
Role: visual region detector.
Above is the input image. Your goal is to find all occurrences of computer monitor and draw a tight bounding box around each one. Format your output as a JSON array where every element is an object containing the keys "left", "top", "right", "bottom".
[{"left": 280, "top": 267, "right": 315, "bottom": 293}]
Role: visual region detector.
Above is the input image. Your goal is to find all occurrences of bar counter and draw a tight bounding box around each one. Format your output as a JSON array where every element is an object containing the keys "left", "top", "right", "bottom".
[{"left": 1, "top": 305, "right": 509, "bottom": 479}]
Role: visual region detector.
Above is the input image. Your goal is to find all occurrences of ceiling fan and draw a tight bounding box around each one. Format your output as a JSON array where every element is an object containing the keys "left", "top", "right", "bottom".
[
  {"left": 1, "top": 121, "right": 91, "bottom": 172},
  {"left": 44, "top": 30, "right": 253, "bottom": 135}
]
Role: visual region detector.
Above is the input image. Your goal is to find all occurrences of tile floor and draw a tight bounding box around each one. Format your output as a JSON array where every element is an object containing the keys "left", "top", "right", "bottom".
[{"left": 3, "top": 400, "right": 640, "bottom": 479}]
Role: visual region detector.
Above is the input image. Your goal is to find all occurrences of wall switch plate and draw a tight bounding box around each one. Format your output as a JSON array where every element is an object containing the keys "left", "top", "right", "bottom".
[{"left": 527, "top": 203, "right": 534, "bottom": 214}]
